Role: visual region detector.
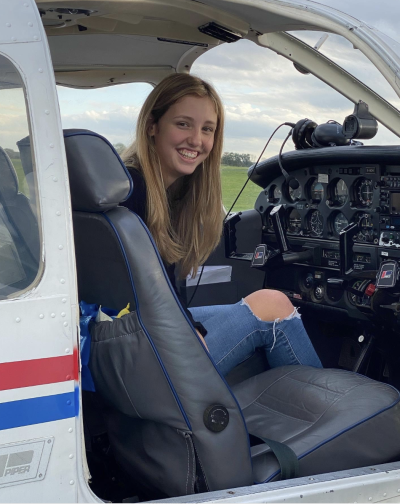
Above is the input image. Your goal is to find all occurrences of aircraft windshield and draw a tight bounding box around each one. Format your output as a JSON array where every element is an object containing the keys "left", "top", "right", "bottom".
[{"left": 288, "top": 30, "right": 400, "bottom": 144}]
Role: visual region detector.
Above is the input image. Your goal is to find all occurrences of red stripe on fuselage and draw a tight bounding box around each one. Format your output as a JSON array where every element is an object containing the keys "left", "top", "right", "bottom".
[
  {"left": 0, "top": 355, "right": 75, "bottom": 391},
  {"left": 73, "top": 346, "right": 79, "bottom": 382}
]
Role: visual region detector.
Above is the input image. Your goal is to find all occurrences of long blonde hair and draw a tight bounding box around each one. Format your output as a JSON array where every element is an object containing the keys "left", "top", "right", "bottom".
[{"left": 122, "top": 73, "right": 224, "bottom": 278}]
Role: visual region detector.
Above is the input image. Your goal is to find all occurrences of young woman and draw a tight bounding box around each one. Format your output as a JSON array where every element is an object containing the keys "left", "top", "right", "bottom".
[{"left": 122, "top": 73, "right": 322, "bottom": 375}]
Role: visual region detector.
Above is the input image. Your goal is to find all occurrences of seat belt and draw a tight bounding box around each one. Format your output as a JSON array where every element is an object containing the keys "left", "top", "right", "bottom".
[{"left": 256, "top": 436, "right": 299, "bottom": 480}]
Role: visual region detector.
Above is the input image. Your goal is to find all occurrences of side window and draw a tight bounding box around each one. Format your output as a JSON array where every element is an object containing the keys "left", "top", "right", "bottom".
[
  {"left": 56, "top": 82, "right": 154, "bottom": 153},
  {"left": 0, "top": 54, "right": 41, "bottom": 299}
]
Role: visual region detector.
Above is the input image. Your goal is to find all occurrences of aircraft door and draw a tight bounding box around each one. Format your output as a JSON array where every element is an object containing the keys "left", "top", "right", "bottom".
[{"left": 0, "top": 2, "right": 92, "bottom": 502}]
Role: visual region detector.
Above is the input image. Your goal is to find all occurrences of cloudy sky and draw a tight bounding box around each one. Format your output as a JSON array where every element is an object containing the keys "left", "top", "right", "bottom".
[{"left": 54, "top": 1, "right": 400, "bottom": 159}]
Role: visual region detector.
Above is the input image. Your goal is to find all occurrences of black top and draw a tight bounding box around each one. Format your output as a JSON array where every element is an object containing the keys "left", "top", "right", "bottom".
[{"left": 121, "top": 167, "right": 206, "bottom": 336}]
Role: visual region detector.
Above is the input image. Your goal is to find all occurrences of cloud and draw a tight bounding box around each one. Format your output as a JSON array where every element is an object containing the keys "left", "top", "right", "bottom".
[
  {"left": 60, "top": 105, "right": 141, "bottom": 146},
  {"left": 192, "top": 30, "right": 400, "bottom": 157},
  {"left": 44, "top": 3, "right": 400, "bottom": 158},
  {"left": 314, "top": 0, "right": 400, "bottom": 40},
  {"left": 51, "top": 1, "right": 400, "bottom": 159},
  {"left": 57, "top": 82, "right": 153, "bottom": 146},
  {"left": 0, "top": 90, "right": 30, "bottom": 149}
]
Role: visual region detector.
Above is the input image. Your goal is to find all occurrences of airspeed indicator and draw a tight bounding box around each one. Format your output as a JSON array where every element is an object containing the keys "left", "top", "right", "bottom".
[{"left": 333, "top": 212, "right": 348, "bottom": 235}]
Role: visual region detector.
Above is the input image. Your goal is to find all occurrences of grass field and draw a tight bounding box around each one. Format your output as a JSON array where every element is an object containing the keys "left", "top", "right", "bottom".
[
  {"left": 10, "top": 159, "right": 261, "bottom": 211},
  {"left": 10, "top": 159, "right": 30, "bottom": 197},
  {"left": 10, "top": 158, "right": 23, "bottom": 179},
  {"left": 221, "top": 165, "right": 261, "bottom": 212}
]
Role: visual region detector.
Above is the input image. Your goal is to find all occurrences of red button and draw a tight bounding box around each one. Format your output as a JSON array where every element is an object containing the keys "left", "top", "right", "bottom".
[{"left": 365, "top": 283, "right": 376, "bottom": 297}]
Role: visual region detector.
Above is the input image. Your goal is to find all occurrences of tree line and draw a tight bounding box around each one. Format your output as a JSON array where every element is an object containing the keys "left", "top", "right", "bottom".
[
  {"left": 4, "top": 144, "right": 254, "bottom": 168},
  {"left": 221, "top": 152, "right": 254, "bottom": 167},
  {"left": 4, "top": 148, "right": 20, "bottom": 159},
  {"left": 112, "top": 144, "right": 254, "bottom": 168}
]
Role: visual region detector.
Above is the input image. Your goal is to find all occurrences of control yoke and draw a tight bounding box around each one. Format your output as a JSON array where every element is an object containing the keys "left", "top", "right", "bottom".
[
  {"left": 339, "top": 214, "right": 371, "bottom": 276},
  {"left": 224, "top": 205, "right": 316, "bottom": 268},
  {"left": 251, "top": 204, "right": 314, "bottom": 269},
  {"left": 270, "top": 205, "right": 290, "bottom": 253},
  {"left": 339, "top": 219, "right": 360, "bottom": 276}
]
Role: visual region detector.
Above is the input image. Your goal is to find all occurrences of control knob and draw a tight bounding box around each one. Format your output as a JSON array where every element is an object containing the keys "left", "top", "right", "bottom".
[
  {"left": 304, "top": 274, "right": 314, "bottom": 289},
  {"left": 314, "top": 285, "right": 324, "bottom": 300}
]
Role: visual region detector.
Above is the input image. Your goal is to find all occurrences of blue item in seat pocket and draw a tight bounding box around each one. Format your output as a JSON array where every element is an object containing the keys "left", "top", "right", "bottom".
[{"left": 79, "top": 301, "right": 118, "bottom": 391}]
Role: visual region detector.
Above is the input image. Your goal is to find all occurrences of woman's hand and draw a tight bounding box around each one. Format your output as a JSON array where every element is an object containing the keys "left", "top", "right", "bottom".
[{"left": 196, "top": 329, "right": 209, "bottom": 350}]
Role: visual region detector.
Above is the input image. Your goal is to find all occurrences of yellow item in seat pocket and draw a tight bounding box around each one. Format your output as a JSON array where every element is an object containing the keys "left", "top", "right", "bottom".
[{"left": 116, "top": 303, "right": 130, "bottom": 318}]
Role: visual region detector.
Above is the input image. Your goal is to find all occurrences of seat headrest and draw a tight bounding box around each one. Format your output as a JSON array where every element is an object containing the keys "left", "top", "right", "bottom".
[
  {"left": 63, "top": 129, "right": 133, "bottom": 212},
  {"left": 0, "top": 147, "right": 18, "bottom": 203}
]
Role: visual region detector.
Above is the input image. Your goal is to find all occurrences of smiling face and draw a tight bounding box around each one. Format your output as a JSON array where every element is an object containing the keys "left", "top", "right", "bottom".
[{"left": 149, "top": 95, "right": 218, "bottom": 188}]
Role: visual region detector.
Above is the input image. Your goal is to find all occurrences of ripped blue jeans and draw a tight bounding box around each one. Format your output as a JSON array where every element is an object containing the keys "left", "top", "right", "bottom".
[{"left": 188, "top": 299, "right": 322, "bottom": 376}]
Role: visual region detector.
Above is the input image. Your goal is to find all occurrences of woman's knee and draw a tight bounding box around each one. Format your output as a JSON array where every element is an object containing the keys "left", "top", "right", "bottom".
[{"left": 244, "top": 289, "right": 294, "bottom": 322}]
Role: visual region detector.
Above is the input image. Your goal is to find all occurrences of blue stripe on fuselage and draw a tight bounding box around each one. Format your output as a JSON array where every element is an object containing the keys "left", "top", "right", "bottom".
[{"left": 0, "top": 392, "right": 76, "bottom": 430}]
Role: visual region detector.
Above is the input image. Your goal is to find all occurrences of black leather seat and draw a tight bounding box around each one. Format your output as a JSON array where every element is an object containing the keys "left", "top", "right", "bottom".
[{"left": 64, "top": 129, "right": 400, "bottom": 498}]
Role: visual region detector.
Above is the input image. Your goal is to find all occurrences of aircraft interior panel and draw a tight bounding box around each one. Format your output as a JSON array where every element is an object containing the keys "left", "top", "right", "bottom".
[{"left": 248, "top": 148, "right": 400, "bottom": 322}]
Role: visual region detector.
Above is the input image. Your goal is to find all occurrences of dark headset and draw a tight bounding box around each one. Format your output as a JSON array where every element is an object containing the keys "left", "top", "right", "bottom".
[
  {"left": 292, "top": 118, "right": 318, "bottom": 149},
  {"left": 291, "top": 118, "right": 351, "bottom": 149}
]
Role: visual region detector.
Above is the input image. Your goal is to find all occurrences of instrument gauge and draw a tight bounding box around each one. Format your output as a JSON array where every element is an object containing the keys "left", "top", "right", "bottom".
[
  {"left": 307, "top": 210, "right": 324, "bottom": 237},
  {"left": 308, "top": 178, "right": 324, "bottom": 203},
  {"left": 287, "top": 181, "right": 302, "bottom": 202},
  {"left": 352, "top": 212, "right": 374, "bottom": 242},
  {"left": 287, "top": 208, "right": 302, "bottom": 234},
  {"left": 332, "top": 212, "right": 349, "bottom": 235},
  {"left": 327, "top": 179, "right": 348, "bottom": 207},
  {"left": 355, "top": 178, "right": 373, "bottom": 207},
  {"left": 269, "top": 184, "right": 282, "bottom": 203}
]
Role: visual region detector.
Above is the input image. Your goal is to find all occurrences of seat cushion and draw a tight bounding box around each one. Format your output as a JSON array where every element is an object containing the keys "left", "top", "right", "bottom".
[{"left": 232, "top": 366, "right": 400, "bottom": 482}]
